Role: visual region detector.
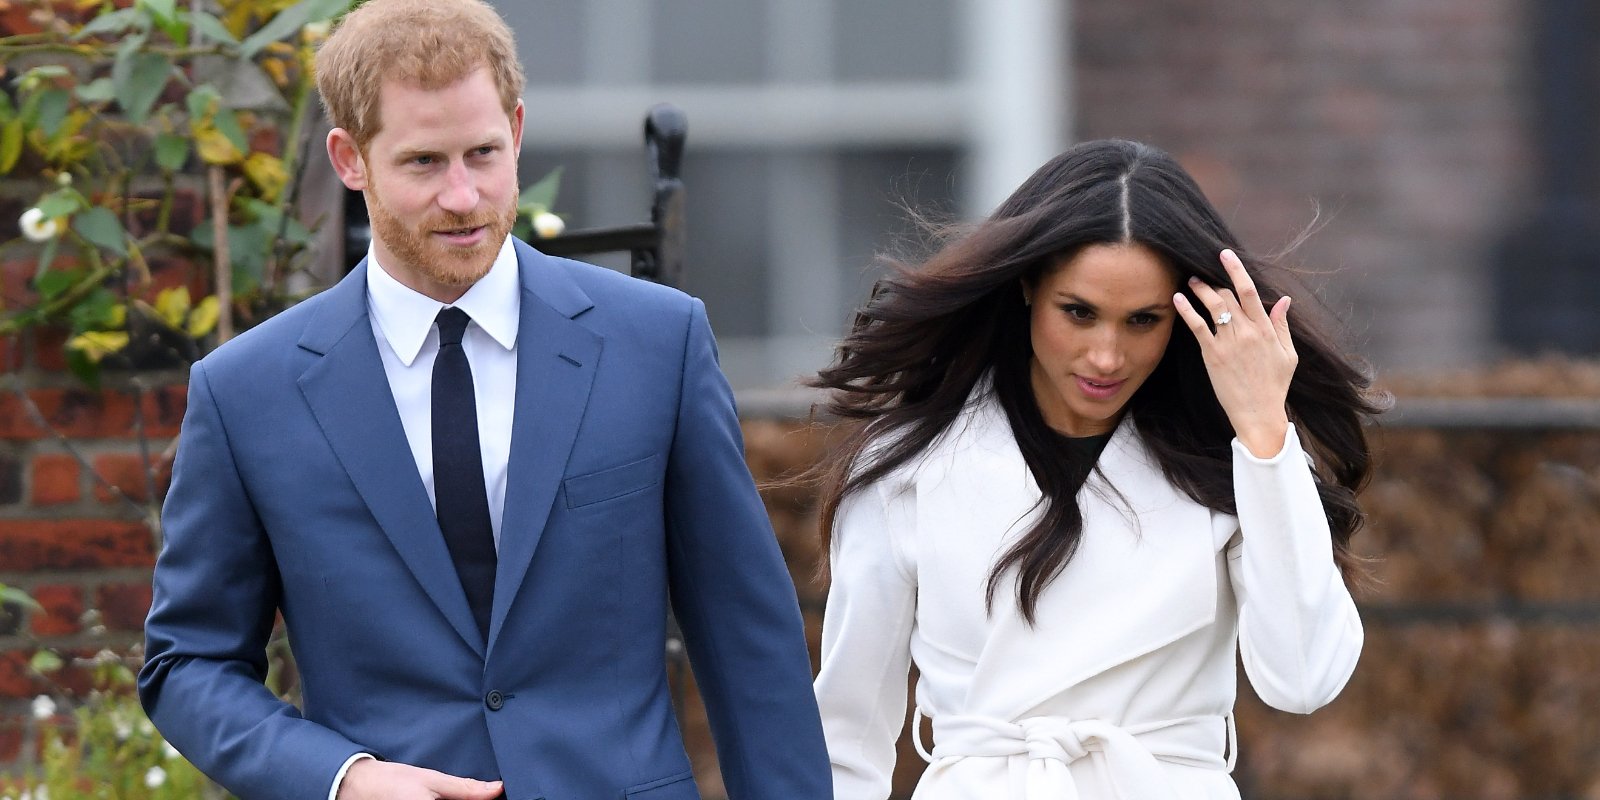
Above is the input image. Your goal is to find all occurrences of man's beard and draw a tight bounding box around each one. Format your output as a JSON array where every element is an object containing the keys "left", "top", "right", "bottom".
[{"left": 366, "top": 186, "right": 518, "bottom": 289}]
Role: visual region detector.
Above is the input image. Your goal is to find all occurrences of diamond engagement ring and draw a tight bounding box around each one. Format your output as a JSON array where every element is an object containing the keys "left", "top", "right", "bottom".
[{"left": 1216, "top": 311, "right": 1233, "bottom": 326}]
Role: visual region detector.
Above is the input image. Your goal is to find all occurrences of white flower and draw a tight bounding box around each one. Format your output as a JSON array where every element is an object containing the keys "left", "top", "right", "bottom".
[
  {"left": 302, "top": 20, "right": 331, "bottom": 40},
  {"left": 55, "top": 172, "right": 72, "bottom": 187},
  {"left": 30, "top": 695, "right": 55, "bottom": 721},
  {"left": 19, "top": 208, "right": 61, "bottom": 242},
  {"left": 162, "top": 739, "right": 181, "bottom": 760},
  {"left": 532, "top": 211, "right": 565, "bottom": 238},
  {"left": 144, "top": 766, "right": 166, "bottom": 789},
  {"left": 113, "top": 717, "right": 133, "bottom": 741}
]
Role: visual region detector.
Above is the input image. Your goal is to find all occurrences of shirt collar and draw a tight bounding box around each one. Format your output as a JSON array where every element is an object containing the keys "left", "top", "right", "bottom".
[{"left": 366, "top": 236, "right": 521, "bottom": 366}]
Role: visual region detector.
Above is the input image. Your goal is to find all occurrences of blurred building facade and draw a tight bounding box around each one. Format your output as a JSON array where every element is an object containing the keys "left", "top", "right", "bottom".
[{"left": 496, "top": 0, "right": 1598, "bottom": 387}]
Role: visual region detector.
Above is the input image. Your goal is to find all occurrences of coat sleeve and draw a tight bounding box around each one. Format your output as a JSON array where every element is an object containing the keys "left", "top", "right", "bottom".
[
  {"left": 661, "top": 298, "right": 832, "bottom": 800},
  {"left": 138, "top": 361, "right": 364, "bottom": 800},
  {"left": 814, "top": 478, "right": 917, "bottom": 800},
  {"left": 1226, "top": 423, "right": 1364, "bottom": 714}
]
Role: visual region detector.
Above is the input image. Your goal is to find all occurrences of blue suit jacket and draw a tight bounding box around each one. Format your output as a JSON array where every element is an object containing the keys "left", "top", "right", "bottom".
[{"left": 139, "top": 240, "right": 831, "bottom": 800}]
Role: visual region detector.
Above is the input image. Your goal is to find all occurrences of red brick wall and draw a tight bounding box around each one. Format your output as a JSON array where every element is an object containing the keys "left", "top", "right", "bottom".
[
  {"left": 1074, "top": 0, "right": 1535, "bottom": 370},
  {"left": 0, "top": 314, "right": 181, "bottom": 764}
]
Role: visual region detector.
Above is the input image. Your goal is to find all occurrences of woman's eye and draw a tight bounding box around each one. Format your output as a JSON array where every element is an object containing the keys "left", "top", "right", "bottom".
[
  {"left": 1061, "top": 305, "right": 1092, "bottom": 321},
  {"left": 1129, "top": 313, "right": 1159, "bottom": 327}
]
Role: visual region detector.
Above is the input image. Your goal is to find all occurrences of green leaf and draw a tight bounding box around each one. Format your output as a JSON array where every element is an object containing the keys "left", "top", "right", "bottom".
[
  {"left": 192, "top": 217, "right": 269, "bottom": 293},
  {"left": 0, "top": 90, "right": 15, "bottom": 123},
  {"left": 0, "top": 118, "right": 22, "bottom": 175},
  {"left": 31, "top": 89, "right": 71, "bottom": 139},
  {"left": 16, "top": 65, "right": 70, "bottom": 92},
  {"left": 66, "top": 346, "right": 101, "bottom": 388},
  {"left": 155, "top": 132, "right": 188, "bottom": 171},
  {"left": 34, "top": 238, "right": 60, "bottom": 282},
  {"left": 71, "top": 7, "right": 144, "bottom": 40},
  {"left": 112, "top": 48, "right": 172, "bottom": 124},
  {"left": 29, "top": 650, "right": 64, "bottom": 675},
  {"left": 140, "top": 0, "right": 178, "bottom": 23},
  {"left": 518, "top": 167, "right": 563, "bottom": 215},
  {"left": 74, "top": 77, "right": 116, "bottom": 104},
  {"left": 213, "top": 106, "right": 247, "bottom": 152},
  {"left": 0, "top": 584, "right": 41, "bottom": 611},
  {"left": 239, "top": 0, "right": 353, "bottom": 58},
  {"left": 35, "top": 187, "right": 86, "bottom": 219},
  {"left": 186, "top": 10, "right": 240, "bottom": 46},
  {"left": 186, "top": 84, "right": 221, "bottom": 121},
  {"left": 72, "top": 207, "right": 128, "bottom": 256},
  {"left": 69, "top": 288, "right": 120, "bottom": 330},
  {"left": 34, "top": 266, "right": 80, "bottom": 300}
]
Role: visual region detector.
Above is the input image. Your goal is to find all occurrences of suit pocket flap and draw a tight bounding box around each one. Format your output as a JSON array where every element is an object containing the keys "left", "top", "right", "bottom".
[
  {"left": 563, "top": 455, "right": 660, "bottom": 509},
  {"left": 624, "top": 770, "right": 696, "bottom": 797}
]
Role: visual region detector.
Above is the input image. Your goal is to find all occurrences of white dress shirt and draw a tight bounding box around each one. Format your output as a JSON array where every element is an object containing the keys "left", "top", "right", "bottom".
[
  {"left": 366, "top": 236, "right": 520, "bottom": 545},
  {"left": 328, "top": 236, "right": 520, "bottom": 799}
]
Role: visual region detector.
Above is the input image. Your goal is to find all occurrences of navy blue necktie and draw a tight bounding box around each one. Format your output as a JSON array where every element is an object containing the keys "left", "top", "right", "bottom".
[{"left": 432, "top": 307, "right": 496, "bottom": 642}]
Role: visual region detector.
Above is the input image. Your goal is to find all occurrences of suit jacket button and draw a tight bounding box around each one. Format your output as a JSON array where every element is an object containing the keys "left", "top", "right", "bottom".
[{"left": 485, "top": 690, "right": 505, "bottom": 711}]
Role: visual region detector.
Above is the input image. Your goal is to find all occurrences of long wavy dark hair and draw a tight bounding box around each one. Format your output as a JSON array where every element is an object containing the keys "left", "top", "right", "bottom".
[{"left": 811, "top": 139, "right": 1382, "bottom": 624}]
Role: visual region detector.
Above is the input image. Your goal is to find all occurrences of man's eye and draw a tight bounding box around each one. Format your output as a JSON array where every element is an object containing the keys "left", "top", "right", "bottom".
[{"left": 413, "top": 155, "right": 435, "bottom": 166}]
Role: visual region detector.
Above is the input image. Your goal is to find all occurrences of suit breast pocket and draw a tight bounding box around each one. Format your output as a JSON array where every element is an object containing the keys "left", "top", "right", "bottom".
[{"left": 563, "top": 454, "right": 661, "bottom": 510}]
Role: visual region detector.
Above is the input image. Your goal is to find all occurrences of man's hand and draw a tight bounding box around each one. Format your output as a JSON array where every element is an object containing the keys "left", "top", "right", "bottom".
[{"left": 337, "top": 758, "right": 504, "bottom": 800}]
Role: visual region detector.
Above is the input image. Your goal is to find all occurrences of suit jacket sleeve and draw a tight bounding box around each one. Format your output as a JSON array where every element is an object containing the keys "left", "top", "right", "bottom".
[
  {"left": 661, "top": 299, "right": 832, "bottom": 799},
  {"left": 1226, "top": 424, "right": 1364, "bottom": 714},
  {"left": 139, "top": 361, "right": 364, "bottom": 800}
]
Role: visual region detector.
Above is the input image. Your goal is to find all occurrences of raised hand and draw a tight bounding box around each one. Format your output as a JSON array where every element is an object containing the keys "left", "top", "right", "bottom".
[
  {"left": 1172, "top": 249, "right": 1297, "bottom": 458},
  {"left": 337, "top": 758, "right": 504, "bottom": 800}
]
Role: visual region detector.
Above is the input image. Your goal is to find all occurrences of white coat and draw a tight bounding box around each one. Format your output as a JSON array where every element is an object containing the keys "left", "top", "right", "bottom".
[{"left": 814, "top": 388, "right": 1363, "bottom": 800}]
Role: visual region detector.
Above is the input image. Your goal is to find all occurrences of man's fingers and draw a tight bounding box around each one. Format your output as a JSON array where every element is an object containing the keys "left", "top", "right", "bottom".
[{"left": 423, "top": 769, "right": 503, "bottom": 800}]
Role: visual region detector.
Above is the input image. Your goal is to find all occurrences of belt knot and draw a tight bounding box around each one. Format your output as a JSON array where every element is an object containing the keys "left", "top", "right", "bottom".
[{"left": 1017, "top": 717, "right": 1089, "bottom": 762}]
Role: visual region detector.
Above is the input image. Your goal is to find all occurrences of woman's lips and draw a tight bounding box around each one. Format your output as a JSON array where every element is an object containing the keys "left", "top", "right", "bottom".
[{"left": 1075, "top": 375, "right": 1125, "bottom": 400}]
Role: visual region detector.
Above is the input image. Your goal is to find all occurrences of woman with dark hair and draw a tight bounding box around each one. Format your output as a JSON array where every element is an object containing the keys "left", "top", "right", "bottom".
[{"left": 811, "top": 139, "right": 1380, "bottom": 800}]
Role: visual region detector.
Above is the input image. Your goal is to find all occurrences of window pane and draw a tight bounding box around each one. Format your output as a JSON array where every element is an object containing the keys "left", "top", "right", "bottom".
[
  {"left": 678, "top": 151, "right": 771, "bottom": 338},
  {"left": 491, "top": 1, "right": 585, "bottom": 85},
  {"left": 652, "top": 0, "right": 768, "bottom": 84},
  {"left": 834, "top": 0, "right": 958, "bottom": 82},
  {"left": 835, "top": 148, "right": 963, "bottom": 309}
]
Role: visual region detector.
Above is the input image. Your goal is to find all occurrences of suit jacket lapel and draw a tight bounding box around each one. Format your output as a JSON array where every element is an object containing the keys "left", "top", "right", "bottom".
[
  {"left": 296, "top": 262, "right": 485, "bottom": 656},
  {"left": 489, "top": 241, "right": 601, "bottom": 648}
]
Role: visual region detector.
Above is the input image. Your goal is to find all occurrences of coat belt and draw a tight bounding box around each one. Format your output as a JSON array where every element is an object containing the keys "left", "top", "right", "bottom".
[{"left": 913, "top": 708, "right": 1235, "bottom": 800}]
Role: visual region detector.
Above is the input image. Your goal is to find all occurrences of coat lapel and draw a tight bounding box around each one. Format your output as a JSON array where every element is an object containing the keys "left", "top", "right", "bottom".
[
  {"left": 913, "top": 393, "right": 1218, "bottom": 720},
  {"left": 296, "top": 263, "right": 485, "bottom": 657},
  {"left": 488, "top": 241, "right": 601, "bottom": 648}
]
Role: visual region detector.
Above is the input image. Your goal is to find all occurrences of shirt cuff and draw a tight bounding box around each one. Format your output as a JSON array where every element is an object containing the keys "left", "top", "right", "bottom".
[{"left": 329, "top": 753, "right": 375, "bottom": 800}]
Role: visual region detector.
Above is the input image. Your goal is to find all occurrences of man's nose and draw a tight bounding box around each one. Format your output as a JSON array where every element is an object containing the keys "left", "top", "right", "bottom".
[{"left": 437, "top": 162, "right": 480, "bottom": 215}]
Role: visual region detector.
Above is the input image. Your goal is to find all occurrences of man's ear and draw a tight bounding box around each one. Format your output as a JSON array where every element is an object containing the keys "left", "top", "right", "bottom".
[
  {"left": 510, "top": 100, "right": 525, "bottom": 152},
  {"left": 327, "top": 128, "right": 368, "bottom": 191}
]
